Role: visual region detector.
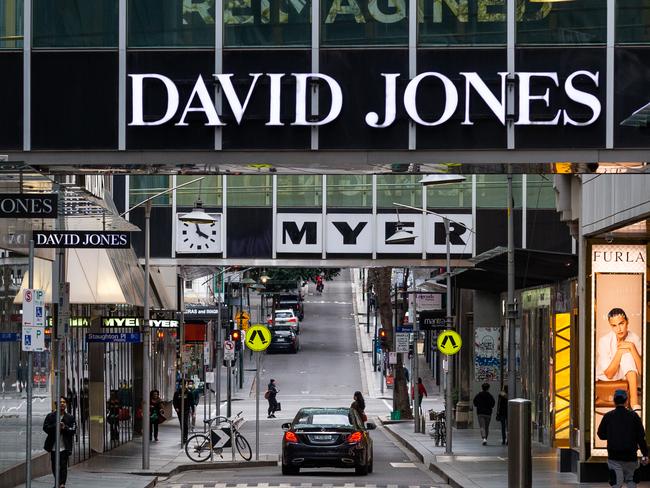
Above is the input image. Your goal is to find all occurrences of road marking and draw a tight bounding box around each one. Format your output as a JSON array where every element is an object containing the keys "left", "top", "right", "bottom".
[{"left": 390, "top": 462, "right": 417, "bottom": 468}]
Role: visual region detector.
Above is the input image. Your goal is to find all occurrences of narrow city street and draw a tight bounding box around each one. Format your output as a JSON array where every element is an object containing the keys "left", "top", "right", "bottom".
[{"left": 155, "top": 271, "right": 446, "bottom": 488}]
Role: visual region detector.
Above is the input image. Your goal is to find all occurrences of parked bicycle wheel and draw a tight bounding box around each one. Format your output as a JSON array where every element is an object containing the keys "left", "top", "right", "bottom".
[
  {"left": 235, "top": 433, "right": 252, "bottom": 460},
  {"left": 185, "top": 433, "right": 212, "bottom": 462}
]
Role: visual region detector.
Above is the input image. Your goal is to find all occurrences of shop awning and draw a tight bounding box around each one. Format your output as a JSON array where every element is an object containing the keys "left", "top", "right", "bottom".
[{"left": 448, "top": 247, "right": 578, "bottom": 293}]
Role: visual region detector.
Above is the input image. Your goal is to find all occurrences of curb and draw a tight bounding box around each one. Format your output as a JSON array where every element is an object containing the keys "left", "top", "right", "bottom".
[
  {"left": 128, "top": 458, "right": 279, "bottom": 477},
  {"left": 379, "top": 420, "right": 480, "bottom": 488}
]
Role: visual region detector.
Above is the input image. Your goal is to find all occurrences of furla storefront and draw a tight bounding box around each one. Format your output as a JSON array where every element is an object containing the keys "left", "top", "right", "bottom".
[{"left": 2, "top": 0, "right": 650, "bottom": 170}]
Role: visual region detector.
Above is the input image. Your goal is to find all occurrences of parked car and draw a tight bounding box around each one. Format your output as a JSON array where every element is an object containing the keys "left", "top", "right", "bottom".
[
  {"left": 267, "top": 308, "right": 300, "bottom": 334},
  {"left": 281, "top": 407, "right": 375, "bottom": 475},
  {"left": 268, "top": 326, "right": 300, "bottom": 354},
  {"left": 276, "top": 294, "right": 304, "bottom": 321}
]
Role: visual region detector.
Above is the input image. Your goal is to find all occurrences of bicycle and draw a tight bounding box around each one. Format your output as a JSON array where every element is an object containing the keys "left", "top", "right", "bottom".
[
  {"left": 429, "top": 410, "right": 446, "bottom": 447},
  {"left": 185, "top": 411, "right": 252, "bottom": 462}
]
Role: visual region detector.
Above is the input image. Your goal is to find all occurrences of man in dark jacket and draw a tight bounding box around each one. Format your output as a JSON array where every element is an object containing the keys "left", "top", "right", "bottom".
[
  {"left": 173, "top": 381, "right": 194, "bottom": 444},
  {"left": 473, "top": 383, "right": 495, "bottom": 446},
  {"left": 43, "top": 396, "right": 76, "bottom": 488},
  {"left": 597, "top": 389, "right": 649, "bottom": 487}
]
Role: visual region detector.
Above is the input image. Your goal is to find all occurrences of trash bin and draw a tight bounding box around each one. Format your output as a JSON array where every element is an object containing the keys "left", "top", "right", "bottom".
[
  {"left": 391, "top": 410, "right": 401, "bottom": 420},
  {"left": 455, "top": 400, "right": 470, "bottom": 428}
]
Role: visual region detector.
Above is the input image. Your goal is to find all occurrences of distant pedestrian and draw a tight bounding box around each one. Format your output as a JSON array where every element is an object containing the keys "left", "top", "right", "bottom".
[
  {"left": 496, "top": 385, "right": 508, "bottom": 445},
  {"left": 351, "top": 391, "right": 367, "bottom": 423},
  {"left": 598, "top": 389, "right": 649, "bottom": 487},
  {"left": 266, "top": 379, "right": 279, "bottom": 418},
  {"left": 16, "top": 361, "right": 25, "bottom": 393},
  {"left": 150, "top": 389, "right": 165, "bottom": 442},
  {"left": 411, "top": 377, "right": 428, "bottom": 413},
  {"left": 187, "top": 379, "right": 200, "bottom": 427},
  {"left": 173, "top": 381, "right": 193, "bottom": 444},
  {"left": 403, "top": 367, "right": 410, "bottom": 384},
  {"left": 473, "top": 383, "right": 495, "bottom": 446},
  {"left": 43, "top": 396, "right": 76, "bottom": 488}
]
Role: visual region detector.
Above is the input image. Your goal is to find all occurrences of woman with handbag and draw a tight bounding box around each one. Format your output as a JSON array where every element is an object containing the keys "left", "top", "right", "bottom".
[
  {"left": 351, "top": 391, "right": 367, "bottom": 423},
  {"left": 496, "top": 385, "right": 508, "bottom": 445},
  {"left": 150, "top": 389, "right": 165, "bottom": 442}
]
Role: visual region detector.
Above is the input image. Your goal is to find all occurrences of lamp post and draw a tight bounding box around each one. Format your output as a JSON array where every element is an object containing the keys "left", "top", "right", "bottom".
[{"left": 120, "top": 176, "right": 213, "bottom": 469}]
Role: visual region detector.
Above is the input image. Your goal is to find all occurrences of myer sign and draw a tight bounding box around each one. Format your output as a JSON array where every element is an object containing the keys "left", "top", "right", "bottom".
[
  {"left": 102, "top": 317, "right": 180, "bottom": 328},
  {"left": 276, "top": 212, "right": 473, "bottom": 254},
  {"left": 130, "top": 71, "right": 601, "bottom": 128}
]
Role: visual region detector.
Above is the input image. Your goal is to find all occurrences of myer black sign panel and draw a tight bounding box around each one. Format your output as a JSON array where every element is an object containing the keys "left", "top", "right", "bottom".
[
  {"left": 0, "top": 194, "right": 58, "bottom": 218},
  {"left": 102, "top": 317, "right": 179, "bottom": 328},
  {"left": 34, "top": 231, "right": 130, "bottom": 248}
]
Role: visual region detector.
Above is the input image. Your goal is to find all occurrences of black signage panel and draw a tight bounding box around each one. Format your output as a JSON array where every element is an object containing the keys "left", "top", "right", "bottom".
[
  {"left": 516, "top": 47, "right": 606, "bottom": 149},
  {"left": 0, "top": 53, "right": 22, "bottom": 149},
  {"left": 0, "top": 194, "right": 58, "bottom": 218},
  {"left": 34, "top": 231, "right": 130, "bottom": 248},
  {"left": 615, "top": 47, "right": 650, "bottom": 148},
  {"left": 419, "top": 309, "right": 447, "bottom": 331}
]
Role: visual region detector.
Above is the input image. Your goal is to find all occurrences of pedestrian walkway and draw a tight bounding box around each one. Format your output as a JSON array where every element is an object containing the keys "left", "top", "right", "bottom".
[{"left": 349, "top": 270, "right": 609, "bottom": 488}]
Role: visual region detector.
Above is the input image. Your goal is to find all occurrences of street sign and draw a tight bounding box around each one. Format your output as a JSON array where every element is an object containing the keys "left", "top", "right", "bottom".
[
  {"left": 389, "top": 352, "right": 397, "bottom": 364},
  {"left": 419, "top": 309, "right": 447, "bottom": 331},
  {"left": 395, "top": 333, "right": 410, "bottom": 353},
  {"left": 86, "top": 333, "right": 142, "bottom": 343},
  {"left": 0, "top": 333, "right": 19, "bottom": 342},
  {"left": 437, "top": 330, "right": 462, "bottom": 355},
  {"left": 22, "top": 326, "right": 45, "bottom": 352},
  {"left": 205, "top": 371, "right": 215, "bottom": 384},
  {"left": 223, "top": 339, "right": 235, "bottom": 360},
  {"left": 23, "top": 289, "right": 45, "bottom": 328},
  {"left": 396, "top": 323, "right": 413, "bottom": 333},
  {"left": 245, "top": 324, "right": 271, "bottom": 352}
]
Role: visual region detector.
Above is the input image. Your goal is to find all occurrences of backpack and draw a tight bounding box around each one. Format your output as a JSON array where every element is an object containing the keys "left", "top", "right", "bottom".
[{"left": 264, "top": 390, "right": 270, "bottom": 400}]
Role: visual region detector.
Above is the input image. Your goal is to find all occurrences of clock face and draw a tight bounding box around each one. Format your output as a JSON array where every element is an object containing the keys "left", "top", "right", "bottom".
[{"left": 175, "top": 213, "right": 222, "bottom": 254}]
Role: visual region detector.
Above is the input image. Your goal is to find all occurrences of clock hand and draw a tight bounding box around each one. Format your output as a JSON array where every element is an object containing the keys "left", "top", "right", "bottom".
[{"left": 195, "top": 224, "right": 209, "bottom": 239}]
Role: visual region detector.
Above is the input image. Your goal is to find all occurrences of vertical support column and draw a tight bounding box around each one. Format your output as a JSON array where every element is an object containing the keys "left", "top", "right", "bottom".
[
  {"left": 508, "top": 399, "right": 532, "bottom": 488},
  {"left": 412, "top": 286, "right": 419, "bottom": 432},
  {"left": 118, "top": 0, "right": 127, "bottom": 150},
  {"left": 506, "top": 0, "right": 516, "bottom": 149},
  {"left": 255, "top": 353, "right": 260, "bottom": 460},
  {"left": 272, "top": 175, "right": 277, "bottom": 259},
  {"left": 215, "top": 270, "right": 222, "bottom": 418},
  {"left": 606, "top": 0, "right": 615, "bottom": 149},
  {"left": 311, "top": 0, "right": 320, "bottom": 150},
  {"left": 142, "top": 201, "right": 151, "bottom": 469},
  {"left": 25, "top": 239, "right": 34, "bottom": 488},
  {"left": 23, "top": 0, "right": 31, "bottom": 150},
  {"left": 408, "top": 0, "right": 417, "bottom": 150},
  {"left": 421, "top": 183, "right": 427, "bottom": 259},
  {"left": 171, "top": 175, "right": 177, "bottom": 258},
  {"left": 506, "top": 173, "right": 516, "bottom": 400},
  {"left": 444, "top": 218, "right": 453, "bottom": 454},
  {"left": 471, "top": 175, "right": 477, "bottom": 258},
  {"left": 322, "top": 175, "right": 327, "bottom": 259},
  {"left": 222, "top": 175, "right": 228, "bottom": 259},
  {"left": 371, "top": 175, "right": 377, "bottom": 260},
  {"left": 521, "top": 174, "right": 527, "bottom": 249},
  {"left": 215, "top": 0, "right": 224, "bottom": 150}
]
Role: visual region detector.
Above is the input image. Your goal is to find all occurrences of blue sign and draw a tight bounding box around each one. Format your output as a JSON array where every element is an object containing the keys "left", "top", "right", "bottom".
[
  {"left": 396, "top": 323, "right": 413, "bottom": 333},
  {"left": 0, "top": 333, "right": 20, "bottom": 342},
  {"left": 86, "top": 333, "right": 142, "bottom": 343}
]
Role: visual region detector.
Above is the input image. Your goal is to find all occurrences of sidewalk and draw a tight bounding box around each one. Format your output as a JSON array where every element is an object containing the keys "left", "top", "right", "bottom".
[{"left": 349, "top": 269, "right": 607, "bottom": 488}]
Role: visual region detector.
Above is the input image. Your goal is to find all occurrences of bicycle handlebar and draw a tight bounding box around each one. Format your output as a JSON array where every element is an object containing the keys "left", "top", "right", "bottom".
[{"left": 203, "top": 411, "right": 244, "bottom": 425}]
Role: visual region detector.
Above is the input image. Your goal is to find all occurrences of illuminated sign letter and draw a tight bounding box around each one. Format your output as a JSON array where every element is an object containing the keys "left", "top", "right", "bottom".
[
  {"left": 404, "top": 72, "right": 458, "bottom": 126},
  {"left": 366, "top": 73, "right": 400, "bottom": 128},
  {"left": 129, "top": 74, "right": 180, "bottom": 126},
  {"left": 292, "top": 73, "right": 343, "bottom": 126}
]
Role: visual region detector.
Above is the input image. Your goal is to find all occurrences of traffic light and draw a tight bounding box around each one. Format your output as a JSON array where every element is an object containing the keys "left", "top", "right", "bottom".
[
  {"left": 378, "top": 328, "right": 389, "bottom": 348},
  {"left": 231, "top": 329, "right": 242, "bottom": 350}
]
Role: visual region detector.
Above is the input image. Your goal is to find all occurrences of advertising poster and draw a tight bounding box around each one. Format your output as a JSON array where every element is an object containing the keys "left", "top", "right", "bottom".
[{"left": 591, "top": 245, "right": 647, "bottom": 455}]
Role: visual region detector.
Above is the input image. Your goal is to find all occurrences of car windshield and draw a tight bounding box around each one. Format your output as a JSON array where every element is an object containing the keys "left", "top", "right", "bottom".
[
  {"left": 293, "top": 408, "right": 355, "bottom": 428},
  {"left": 275, "top": 311, "right": 293, "bottom": 319}
]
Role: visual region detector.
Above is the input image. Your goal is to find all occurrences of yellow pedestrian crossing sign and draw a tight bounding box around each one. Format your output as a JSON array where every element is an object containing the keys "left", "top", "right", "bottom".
[
  {"left": 245, "top": 324, "right": 271, "bottom": 352},
  {"left": 437, "top": 330, "right": 462, "bottom": 355}
]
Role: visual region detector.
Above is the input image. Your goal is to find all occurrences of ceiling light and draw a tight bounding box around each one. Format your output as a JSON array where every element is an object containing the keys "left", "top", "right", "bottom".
[
  {"left": 178, "top": 199, "right": 216, "bottom": 224},
  {"left": 420, "top": 174, "right": 467, "bottom": 186},
  {"left": 241, "top": 277, "right": 256, "bottom": 285}
]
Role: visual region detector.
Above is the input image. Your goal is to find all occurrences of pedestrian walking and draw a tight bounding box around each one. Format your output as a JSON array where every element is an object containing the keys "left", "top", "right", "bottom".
[
  {"left": 473, "top": 383, "right": 495, "bottom": 446},
  {"left": 187, "top": 379, "right": 200, "bottom": 427},
  {"left": 598, "top": 389, "right": 649, "bottom": 487},
  {"left": 496, "top": 385, "right": 508, "bottom": 445},
  {"left": 351, "top": 391, "right": 367, "bottom": 423},
  {"left": 150, "top": 389, "right": 165, "bottom": 442},
  {"left": 173, "top": 381, "right": 193, "bottom": 444},
  {"left": 106, "top": 390, "right": 121, "bottom": 445},
  {"left": 43, "top": 396, "right": 76, "bottom": 488},
  {"left": 411, "top": 377, "right": 428, "bottom": 414},
  {"left": 266, "top": 379, "right": 279, "bottom": 418}
]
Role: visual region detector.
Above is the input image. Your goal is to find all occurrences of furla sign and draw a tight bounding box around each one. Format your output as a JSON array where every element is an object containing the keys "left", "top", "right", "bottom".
[
  {"left": 129, "top": 71, "right": 601, "bottom": 128},
  {"left": 276, "top": 212, "right": 473, "bottom": 255}
]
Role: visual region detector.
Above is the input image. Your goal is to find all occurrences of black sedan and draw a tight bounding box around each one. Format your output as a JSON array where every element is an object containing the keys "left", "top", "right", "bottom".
[
  {"left": 281, "top": 407, "right": 375, "bottom": 475},
  {"left": 268, "top": 326, "right": 300, "bottom": 353}
]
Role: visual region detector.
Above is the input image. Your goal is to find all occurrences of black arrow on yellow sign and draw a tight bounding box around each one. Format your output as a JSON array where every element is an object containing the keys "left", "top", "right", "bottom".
[
  {"left": 441, "top": 334, "right": 458, "bottom": 349},
  {"left": 248, "top": 329, "right": 267, "bottom": 345}
]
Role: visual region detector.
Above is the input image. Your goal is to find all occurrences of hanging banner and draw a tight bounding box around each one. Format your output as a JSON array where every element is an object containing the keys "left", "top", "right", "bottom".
[{"left": 591, "top": 244, "right": 647, "bottom": 456}]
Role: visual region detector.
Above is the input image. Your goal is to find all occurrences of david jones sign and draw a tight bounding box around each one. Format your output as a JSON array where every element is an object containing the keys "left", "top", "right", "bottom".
[{"left": 130, "top": 70, "right": 601, "bottom": 128}]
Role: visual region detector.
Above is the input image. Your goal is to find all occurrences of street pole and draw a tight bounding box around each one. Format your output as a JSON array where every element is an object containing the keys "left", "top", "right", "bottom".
[
  {"left": 255, "top": 352, "right": 260, "bottom": 460},
  {"left": 142, "top": 201, "right": 151, "bottom": 469},
  {"left": 25, "top": 239, "right": 34, "bottom": 488},
  {"left": 411, "top": 285, "right": 419, "bottom": 433},
  {"left": 239, "top": 284, "right": 244, "bottom": 389},
  {"left": 444, "top": 217, "right": 453, "bottom": 454},
  {"left": 366, "top": 288, "right": 370, "bottom": 334},
  {"left": 215, "top": 270, "right": 222, "bottom": 418},
  {"left": 507, "top": 174, "right": 516, "bottom": 399},
  {"left": 373, "top": 299, "right": 378, "bottom": 372}
]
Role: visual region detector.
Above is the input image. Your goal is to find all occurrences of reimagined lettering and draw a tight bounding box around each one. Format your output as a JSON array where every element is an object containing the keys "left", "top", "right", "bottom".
[{"left": 129, "top": 71, "right": 601, "bottom": 128}]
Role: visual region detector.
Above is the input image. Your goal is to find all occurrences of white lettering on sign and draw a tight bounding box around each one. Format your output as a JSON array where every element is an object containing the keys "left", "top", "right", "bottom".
[{"left": 129, "top": 71, "right": 601, "bottom": 129}]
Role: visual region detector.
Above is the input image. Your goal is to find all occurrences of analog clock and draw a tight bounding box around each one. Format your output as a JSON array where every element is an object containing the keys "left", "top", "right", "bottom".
[{"left": 175, "top": 213, "right": 222, "bottom": 254}]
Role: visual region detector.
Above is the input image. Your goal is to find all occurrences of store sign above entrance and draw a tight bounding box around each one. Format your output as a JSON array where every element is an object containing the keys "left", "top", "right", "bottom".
[
  {"left": 129, "top": 71, "right": 601, "bottom": 128},
  {"left": 33, "top": 231, "right": 130, "bottom": 249},
  {"left": 102, "top": 317, "right": 179, "bottom": 328},
  {"left": 0, "top": 194, "right": 58, "bottom": 218}
]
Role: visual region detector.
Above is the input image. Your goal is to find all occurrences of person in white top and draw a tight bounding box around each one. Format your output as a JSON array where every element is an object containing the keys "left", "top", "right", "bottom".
[{"left": 596, "top": 308, "right": 642, "bottom": 412}]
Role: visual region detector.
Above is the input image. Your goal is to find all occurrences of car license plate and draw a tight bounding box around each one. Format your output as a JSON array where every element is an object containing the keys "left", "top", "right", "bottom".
[{"left": 313, "top": 435, "right": 332, "bottom": 441}]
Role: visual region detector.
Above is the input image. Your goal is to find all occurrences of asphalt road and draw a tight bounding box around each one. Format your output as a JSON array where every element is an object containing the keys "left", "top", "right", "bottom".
[{"left": 157, "top": 271, "right": 446, "bottom": 487}]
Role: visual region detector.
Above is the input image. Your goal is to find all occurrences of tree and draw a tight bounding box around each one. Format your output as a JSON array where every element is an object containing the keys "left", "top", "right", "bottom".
[{"left": 368, "top": 267, "right": 412, "bottom": 419}]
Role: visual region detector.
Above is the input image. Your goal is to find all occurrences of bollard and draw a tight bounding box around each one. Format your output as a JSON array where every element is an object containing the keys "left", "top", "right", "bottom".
[{"left": 508, "top": 398, "right": 531, "bottom": 488}]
